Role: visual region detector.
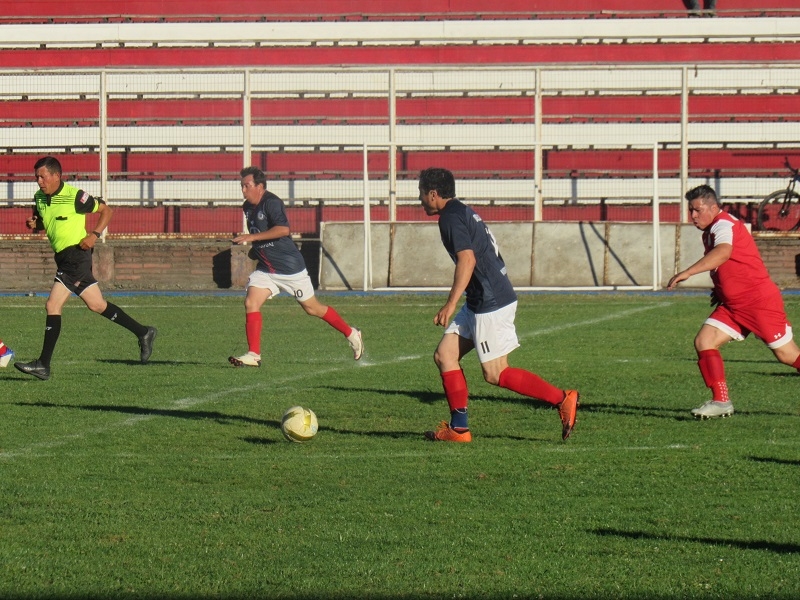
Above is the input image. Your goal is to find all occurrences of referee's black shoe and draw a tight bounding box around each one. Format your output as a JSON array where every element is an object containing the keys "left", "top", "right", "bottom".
[
  {"left": 14, "top": 359, "right": 50, "bottom": 381},
  {"left": 139, "top": 327, "right": 157, "bottom": 364}
]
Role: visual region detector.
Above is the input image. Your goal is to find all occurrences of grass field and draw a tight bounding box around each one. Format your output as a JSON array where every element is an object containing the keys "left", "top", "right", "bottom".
[{"left": 0, "top": 291, "right": 798, "bottom": 599}]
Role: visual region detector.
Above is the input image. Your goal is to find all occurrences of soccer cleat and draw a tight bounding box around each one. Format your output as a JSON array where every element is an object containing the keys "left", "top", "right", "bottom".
[
  {"left": 691, "top": 400, "right": 734, "bottom": 419},
  {"left": 14, "top": 359, "right": 50, "bottom": 381},
  {"left": 558, "top": 390, "right": 580, "bottom": 440},
  {"left": 139, "top": 326, "right": 157, "bottom": 364},
  {"left": 229, "top": 351, "right": 262, "bottom": 368},
  {"left": 347, "top": 327, "right": 364, "bottom": 360},
  {"left": 0, "top": 348, "right": 14, "bottom": 368},
  {"left": 424, "top": 421, "right": 472, "bottom": 443}
]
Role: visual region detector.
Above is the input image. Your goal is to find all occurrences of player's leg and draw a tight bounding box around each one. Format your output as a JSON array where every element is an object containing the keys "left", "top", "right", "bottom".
[
  {"left": 485, "top": 356, "right": 579, "bottom": 441},
  {"left": 292, "top": 273, "right": 363, "bottom": 359},
  {"left": 230, "top": 283, "right": 271, "bottom": 367},
  {"left": 14, "top": 281, "right": 70, "bottom": 380},
  {"left": 692, "top": 321, "right": 737, "bottom": 418},
  {"left": 298, "top": 294, "right": 352, "bottom": 332},
  {"left": 752, "top": 307, "right": 800, "bottom": 370},
  {"left": 425, "top": 331, "right": 474, "bottom": 442},
  {"left": 475, "top": 302, "right": 579, "bottom": 440},
  {"left": 79, "top": 284, "right": 156, "bottom": 364},
  {"left": 770, "top": 339, "right": 800, "bottom": 369},
  {"left": 77, "top": 283, "right": 107, "bottom": 314}
]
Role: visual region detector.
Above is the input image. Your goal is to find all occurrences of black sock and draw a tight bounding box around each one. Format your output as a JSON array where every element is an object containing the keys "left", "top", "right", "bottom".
[
  {"left": 39, "top": 314, "right": 62, "bottom": 367},
  {"left": 102, "top": 302, "right": 148, "bottom": 338}
]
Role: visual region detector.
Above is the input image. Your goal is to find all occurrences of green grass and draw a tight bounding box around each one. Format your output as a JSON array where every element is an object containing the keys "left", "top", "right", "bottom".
[{"left": 0, "top": 292, "right": 798, "bottom": 599}]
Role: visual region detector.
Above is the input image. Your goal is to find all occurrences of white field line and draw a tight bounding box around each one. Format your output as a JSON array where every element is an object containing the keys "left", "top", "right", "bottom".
[
  {"left": 519, "top": 301, "right": 673, "bottom": 340},
  {"left": 0, "top": 303, "right": 669, "bottom": 460}
]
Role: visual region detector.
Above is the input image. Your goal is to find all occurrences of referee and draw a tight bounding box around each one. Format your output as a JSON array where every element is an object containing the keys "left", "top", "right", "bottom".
[{"left": 14, "top": 156, "right": 156, "bottom": 380}]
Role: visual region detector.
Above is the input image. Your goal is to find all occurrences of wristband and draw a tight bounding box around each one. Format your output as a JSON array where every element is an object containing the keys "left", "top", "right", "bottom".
[{"left": 92, "top": 231, "right": 102, "bottom": 238}]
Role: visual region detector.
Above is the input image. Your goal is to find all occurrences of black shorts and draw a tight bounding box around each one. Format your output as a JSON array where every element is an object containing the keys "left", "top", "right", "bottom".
[{"left": 54, "top": 245, "right": 98, "bottom": 296}]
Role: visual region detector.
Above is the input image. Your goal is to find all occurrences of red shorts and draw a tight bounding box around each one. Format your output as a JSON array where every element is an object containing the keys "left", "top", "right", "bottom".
[{"left": 706, "top": 299, "right": 793, "bottom": 349}]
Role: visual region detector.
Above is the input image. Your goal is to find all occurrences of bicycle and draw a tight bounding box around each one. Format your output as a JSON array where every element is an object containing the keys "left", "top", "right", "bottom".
[{"left": 756, "top": 160, "right": 800, "bottom": 231}]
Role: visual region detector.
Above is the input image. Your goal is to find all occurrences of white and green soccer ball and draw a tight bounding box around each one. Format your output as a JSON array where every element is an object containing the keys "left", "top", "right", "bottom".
[{"left": 281, "top": 406, "right": 318, "bottom": 443}]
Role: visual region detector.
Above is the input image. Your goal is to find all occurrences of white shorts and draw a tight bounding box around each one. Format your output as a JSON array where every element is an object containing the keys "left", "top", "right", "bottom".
[
  {"left": 444, "top": 301, "right": 520, "bottom": 363},
  {"left": 247, "top": 269, "right": 315, "bottom": 303}
]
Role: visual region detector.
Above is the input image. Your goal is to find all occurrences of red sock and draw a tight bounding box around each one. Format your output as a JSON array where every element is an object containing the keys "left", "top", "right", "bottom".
[
  {"left": 0, "top": 341, "right": 5, "bottom": 354},
  {"left": 697, "top": 349, "right": 729, "bottom": 402},
  {"left": 441, "top": 369, "right": 468, "bottom": 412},
  {"left": 498, "top": 367, "right": 564, "bottom": 405},
  {"left": 792, "top": 354, "right": 800, "bottom": 371},
  {"left": 245, "top": 311, "right": 262, "bottom": 355},
  {"left": 322, "top": 306, "right": 352, "bottom": 336}
]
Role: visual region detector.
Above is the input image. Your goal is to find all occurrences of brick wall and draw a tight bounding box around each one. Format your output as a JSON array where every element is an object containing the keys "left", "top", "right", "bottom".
[
  {"left": 755, "top": 236, "right": 800, "bottom": 289},
  {"left": 1, "top": 235, "right": 797, "bottom": 292},
  {"left": 0, "top": 240, "right": 239, "bottom": 292}
]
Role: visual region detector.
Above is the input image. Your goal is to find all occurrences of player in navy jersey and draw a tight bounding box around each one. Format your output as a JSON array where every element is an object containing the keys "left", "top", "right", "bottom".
[
  {"left": 668, "top": 185, "right": 800, "bottom": 418},
  {"left": 228, "top": 166, "right": 363, "bottom": 368},
  {"left": 418, "top": 167, "right": 579, "bottom": 442}
]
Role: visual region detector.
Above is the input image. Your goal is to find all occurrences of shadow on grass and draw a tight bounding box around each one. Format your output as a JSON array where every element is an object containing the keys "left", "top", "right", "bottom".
[
  {"left": 239, "top": 436, "right": 281, "bottom": 446},
  {"left": 747, "top": 455, "right": 800, "bottom": 467},
  {"left": 15, "top": 400, "right": 549, "bottom": 443},
  {"left": 752, "top": 370, "right": 800, "bottom": 378},
  {"left": 320, "top": 384, "right": 570, "bottom": 412},
  {"left": 16, "top": 401, "right": 278, "bottom": 427},
  {"left": 319, "top": 384, "right": 444, "bottom": 405},
  {"left": 319, "top": 426, "right": 549, "bottom": 443},
  {"left": 320, "top": 425, "right": 423, "bottom": 440},
  {"left": 592, "top": 527, "right": 800, "bottom": 554},
  {"left": 577, "top": 402, "right": 691, "bottom": 420},
  {"left": 98, "top": 358, "right": 208, "bottom": 366}
]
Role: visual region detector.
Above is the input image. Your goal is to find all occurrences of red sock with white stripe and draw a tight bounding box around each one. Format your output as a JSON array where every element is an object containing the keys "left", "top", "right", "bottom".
[{"left": 697, "top": 349, "right": 729, "bottom": 402}]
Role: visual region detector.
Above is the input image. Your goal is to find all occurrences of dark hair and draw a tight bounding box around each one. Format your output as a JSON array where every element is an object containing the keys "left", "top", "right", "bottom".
[
  {"left": 685, "top": 184, "right": 719, "bottom": 206},
  {"left": 419, "top": 167, "right": 456, "bottom": 199},
  {"left": 34, "top": 156, "right": 62, "bottom": 175},
  {"left": 240, "top": 166, "right": 267, "bottom": 188}
]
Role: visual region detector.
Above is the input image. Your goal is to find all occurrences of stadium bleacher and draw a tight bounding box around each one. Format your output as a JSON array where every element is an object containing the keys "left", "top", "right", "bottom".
[
  {"left": 0, "top": 1, "right": 794, "bottom": 23},
  {"left": 2, "top": 15, "right": 800, "bottom": 68},
  {"left": 2, "top": 1, "right": 800, "bottom": 235}
]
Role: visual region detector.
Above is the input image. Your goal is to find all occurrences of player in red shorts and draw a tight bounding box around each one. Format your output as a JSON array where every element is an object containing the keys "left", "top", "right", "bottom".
[{"left": 668, "top": 185, "right": 800, "bottom": 418}]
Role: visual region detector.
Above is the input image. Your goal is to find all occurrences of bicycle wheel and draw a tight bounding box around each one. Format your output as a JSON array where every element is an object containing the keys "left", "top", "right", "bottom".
[{"left": 756, "top": 189, "right": 800, "bottom": 231}]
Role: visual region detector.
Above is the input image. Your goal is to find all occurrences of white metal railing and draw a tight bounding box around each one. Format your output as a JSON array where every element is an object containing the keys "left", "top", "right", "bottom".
[{"left": 2, "top": 63, "right": 800, "bottom": 222}]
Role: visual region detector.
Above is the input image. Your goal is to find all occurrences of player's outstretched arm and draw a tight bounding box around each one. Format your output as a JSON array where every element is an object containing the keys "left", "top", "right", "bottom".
[{"left": 667, "top": 243, "right": 732, "bottom": 290}]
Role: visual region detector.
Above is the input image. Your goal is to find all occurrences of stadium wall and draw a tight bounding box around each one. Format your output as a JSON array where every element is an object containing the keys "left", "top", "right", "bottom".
[{"left": 1, "top": 231, "right": 798, "bottom": 293}]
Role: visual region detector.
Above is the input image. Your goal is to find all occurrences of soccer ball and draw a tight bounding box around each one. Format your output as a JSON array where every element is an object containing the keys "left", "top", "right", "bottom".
[{"left": 281, "top": 406, "right": 318, "bottom": 443}]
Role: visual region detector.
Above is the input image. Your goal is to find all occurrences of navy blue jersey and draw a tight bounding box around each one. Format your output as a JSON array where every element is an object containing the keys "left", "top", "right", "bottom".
[
  {"left": 243, "top": 191, "right": 306, "bottom": 275},
  {"left": 437, "top": 199, "right": 517, "bottom": 313}
]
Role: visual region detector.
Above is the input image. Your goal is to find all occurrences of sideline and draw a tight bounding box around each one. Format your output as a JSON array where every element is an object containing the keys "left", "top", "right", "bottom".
[{"left": 4, "top": 289, "right": 800, "bottom": 298}]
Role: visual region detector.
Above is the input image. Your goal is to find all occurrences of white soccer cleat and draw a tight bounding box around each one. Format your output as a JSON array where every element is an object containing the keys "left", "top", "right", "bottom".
[
  {"left": 691, "top": 400, "right": 734, "bottom": 419},
  {"left": 347, "top": 327, "right": 364, "bottom": 360},
  {"left": 0, "top": 348, "right": 14, "bottom": 368},
  {"left": 228, "top": 351, "right": 262, "bottom": 368}
]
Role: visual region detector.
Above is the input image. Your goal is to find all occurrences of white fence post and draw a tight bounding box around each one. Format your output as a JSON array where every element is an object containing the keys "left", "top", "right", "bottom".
[{"left": 652, "top": 142, "right": 661, "bottom": 291}]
